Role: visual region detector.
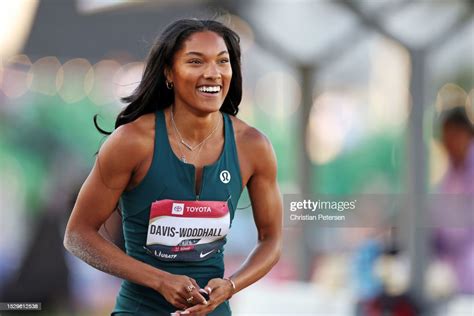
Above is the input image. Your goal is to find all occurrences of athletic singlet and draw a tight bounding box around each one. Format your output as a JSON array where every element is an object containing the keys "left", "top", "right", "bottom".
[{"left": 112, "top": 110, "right": 242, "bottom": 315}]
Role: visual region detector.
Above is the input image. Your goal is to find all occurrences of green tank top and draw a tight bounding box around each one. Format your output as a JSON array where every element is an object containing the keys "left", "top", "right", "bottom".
[{"left": 113, "top": 110, "right": 242, "bottom": 315}]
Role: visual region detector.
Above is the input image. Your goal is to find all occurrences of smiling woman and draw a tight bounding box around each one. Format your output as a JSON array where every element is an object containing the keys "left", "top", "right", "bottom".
[
  {"left": 166, "top": 31, "right": 233, "bottom": 115},
  {"left": 63, "top": 19, "right": 282, "bottom": 316}
]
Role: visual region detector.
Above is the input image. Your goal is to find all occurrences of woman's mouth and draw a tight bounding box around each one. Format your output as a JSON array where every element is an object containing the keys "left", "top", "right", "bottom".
[{"left": 197, "top": 85, "right": 221, "bottom": 96}]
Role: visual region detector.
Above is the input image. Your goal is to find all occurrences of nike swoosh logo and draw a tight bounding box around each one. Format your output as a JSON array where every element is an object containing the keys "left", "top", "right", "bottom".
[{"left": 200, "top": 250, "right": 215, "bottom": 258}]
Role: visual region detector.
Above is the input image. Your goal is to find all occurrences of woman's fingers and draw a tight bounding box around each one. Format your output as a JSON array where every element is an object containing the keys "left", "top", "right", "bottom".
[
  {"left": 178, "top": 287, "right": 207, "bottom": 306},
  {"left": 189, "top": 278, "right": 200, "bottom": 289},
  {"left": 175, "top": 295, "right": 189, "bottom": 309},
  {"left": 204, "top": 286, "right": 212, "bottom": 294},
  {"left": 183, "top": 286, "right": 227, "bottom": 314},
  {"left": 174, "top": 301, "right": 188, "bottom": 310},
  {"left": 186, "top": 289, "right": 207, "bottom": 305},
  {"left": 184, "top": 279, "right": 208, "bottom": 305},
  {"left": 183, "top": 302, "right": 213, "bottom": 314}
]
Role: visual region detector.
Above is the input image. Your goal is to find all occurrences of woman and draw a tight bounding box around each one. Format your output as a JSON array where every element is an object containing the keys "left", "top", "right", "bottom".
[{"left": 64, "top": 19, "right": 282, "bottom": 315}]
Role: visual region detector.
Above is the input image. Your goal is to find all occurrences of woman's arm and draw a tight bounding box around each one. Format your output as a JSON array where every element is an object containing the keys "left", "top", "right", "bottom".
[
  {"left": 64, "top": 123, "right": 205, "bottom": 310},
  {"left": 183, "top": 129, "right": 282, "bottom": 315},
  {"left": 227, "top": 131, "right": 283, "bottom": 292}
]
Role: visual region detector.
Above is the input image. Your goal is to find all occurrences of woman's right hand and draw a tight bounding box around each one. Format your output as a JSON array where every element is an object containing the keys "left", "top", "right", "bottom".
[{"left": 156, "top": 272, "right": 208, "bottom": 310}]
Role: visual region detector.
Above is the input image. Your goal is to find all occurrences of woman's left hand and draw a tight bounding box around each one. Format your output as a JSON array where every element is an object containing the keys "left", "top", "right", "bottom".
[{"left": 174, "top": 278, "right": 233, "bottom": 315}]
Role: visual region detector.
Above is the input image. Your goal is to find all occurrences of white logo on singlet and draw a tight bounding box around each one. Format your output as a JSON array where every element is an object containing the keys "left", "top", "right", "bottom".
[
  {"left": 186, "top": 206, "right": 211, "bottom": 213},
  {"left": 220, "top": 170, "right": 231, "bottom": 184},
  {"left": 200, "top": 249, "right": 215, "bottom": 258},
  {"left": 171, "top": 203, "right": 184, "bottom": 215}
]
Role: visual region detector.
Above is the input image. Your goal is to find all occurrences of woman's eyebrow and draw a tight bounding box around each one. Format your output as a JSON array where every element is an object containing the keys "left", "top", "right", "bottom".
[{"left": 185, "top": 51, "right": 229, "bottom": 56}]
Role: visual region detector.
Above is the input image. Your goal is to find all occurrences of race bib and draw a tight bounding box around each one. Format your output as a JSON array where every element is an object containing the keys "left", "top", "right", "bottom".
[{"left": 144, "top": 199, "right": 230, "bottom": 262}]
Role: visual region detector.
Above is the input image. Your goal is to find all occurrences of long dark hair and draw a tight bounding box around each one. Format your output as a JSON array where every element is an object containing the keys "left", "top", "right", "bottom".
[{"left": 94, "top": 19, "right": 242, "bottom": 135}]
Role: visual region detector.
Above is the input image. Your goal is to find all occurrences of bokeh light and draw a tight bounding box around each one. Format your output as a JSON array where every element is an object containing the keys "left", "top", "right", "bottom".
[
  {"left": 306, "top": 91, "right": 361, "bottom": 165},
  {"left": 435, "top": 83, "right": 467, "bottom": 113},
  {"left": 254, "top": 71, "right": 301, "bottom": 119},
  {"left": 86, "top": 59, "right": 121, "bottom": 106},
  {"left": 28, "top": 56, "right": 61, "bottom": 96},
  {"left": 56, "top": 58, "right": 93, "bottom": 103},
  {"left": 227, "top": 14, "right": 255, "bottom": 53},
  {"left": 1, "top": 54, "right": 32, "bottom": 98}
]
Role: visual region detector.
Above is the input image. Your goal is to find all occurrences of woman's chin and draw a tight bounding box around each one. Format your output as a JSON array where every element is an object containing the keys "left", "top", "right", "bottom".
[{"left": 191, "top": 102, "right": 223, "bottom": 114}]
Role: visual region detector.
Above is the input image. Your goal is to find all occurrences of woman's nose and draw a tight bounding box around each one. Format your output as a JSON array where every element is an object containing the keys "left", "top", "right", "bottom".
[{"left": 203, "top": 63, "right": 221, "bottom": 80}]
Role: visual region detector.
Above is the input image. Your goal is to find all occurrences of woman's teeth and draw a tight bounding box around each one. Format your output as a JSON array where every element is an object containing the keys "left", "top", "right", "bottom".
[{"left": 198, "top": 86, "right": 221, "bottom": 93}]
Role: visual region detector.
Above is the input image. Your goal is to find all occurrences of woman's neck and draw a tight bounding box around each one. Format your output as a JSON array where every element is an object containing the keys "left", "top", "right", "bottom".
[{"left": 168, "top": 105, "right": 222, "bottom": 143}]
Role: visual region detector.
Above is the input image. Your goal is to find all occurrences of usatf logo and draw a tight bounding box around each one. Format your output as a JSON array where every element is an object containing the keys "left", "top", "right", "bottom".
[
  {"left": 220, "top": 170, "right": 231, "bottom": 184},
  {"left": 171, "top": 203, "right": 184, "bottom": 215}
]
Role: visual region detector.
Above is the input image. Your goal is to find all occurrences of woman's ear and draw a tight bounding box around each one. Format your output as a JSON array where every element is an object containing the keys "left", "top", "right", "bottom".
[{"left": 164, "top": 67, "right": 172, "bottom": 83}]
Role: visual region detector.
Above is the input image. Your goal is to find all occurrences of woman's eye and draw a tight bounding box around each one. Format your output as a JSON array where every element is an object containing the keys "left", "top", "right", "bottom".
[
  {"left": 219, "top": 59, "right": 230, "bottom": 64},
  {"left": 188, "top": 59, "right": 202, "bottom": 64}
]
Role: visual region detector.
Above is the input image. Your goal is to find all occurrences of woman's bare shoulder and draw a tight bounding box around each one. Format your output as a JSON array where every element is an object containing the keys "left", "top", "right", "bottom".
[
  {"left": 231, "top": 115, "right": 271, "bottom": 150},
  {"left": 230, "top": 115, "right": 276, "bottom": 179}
]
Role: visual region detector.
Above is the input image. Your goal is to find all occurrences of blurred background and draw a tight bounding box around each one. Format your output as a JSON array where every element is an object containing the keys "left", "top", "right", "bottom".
[{"left": 0, "top": 0, "right": 473, "bottom": 315}]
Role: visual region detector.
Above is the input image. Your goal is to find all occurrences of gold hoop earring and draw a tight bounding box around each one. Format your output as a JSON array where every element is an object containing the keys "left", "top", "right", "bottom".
[{"left": 166, "top": 80, "right": 174, "bottom": 89}]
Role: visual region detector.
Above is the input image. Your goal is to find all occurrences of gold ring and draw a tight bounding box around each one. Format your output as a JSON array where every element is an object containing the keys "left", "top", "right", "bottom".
[
  {"left": 186, "top": 296, "right": 194, "bottom": 303},
  {"left": 186, "top": 285, "right": 195, "bottom": 292}
]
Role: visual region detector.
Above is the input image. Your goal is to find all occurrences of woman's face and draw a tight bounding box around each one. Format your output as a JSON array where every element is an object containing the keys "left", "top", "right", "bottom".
[{"left": 167, "top": 31, "right": 232, "bottom": 114}]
